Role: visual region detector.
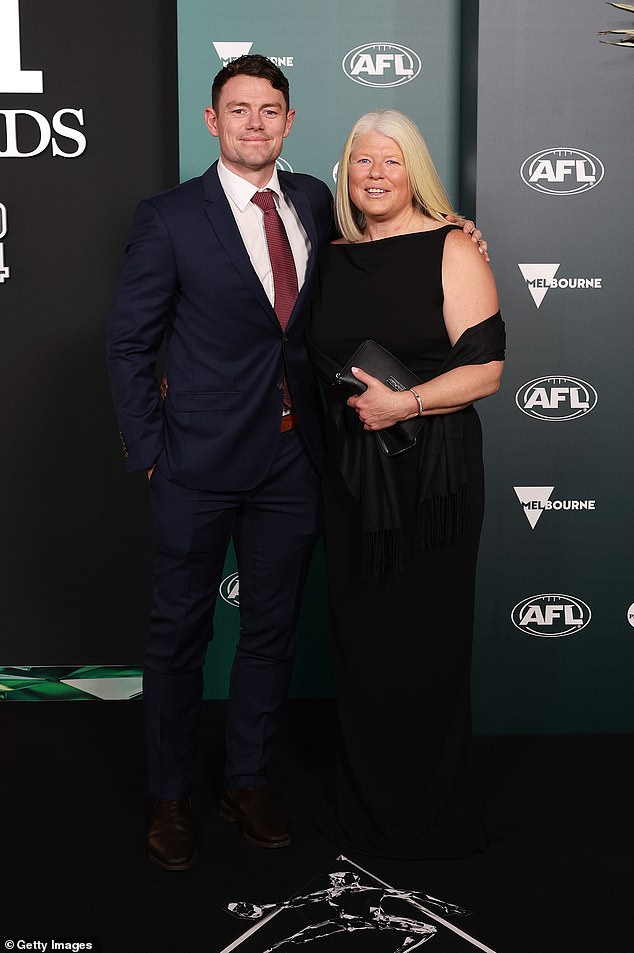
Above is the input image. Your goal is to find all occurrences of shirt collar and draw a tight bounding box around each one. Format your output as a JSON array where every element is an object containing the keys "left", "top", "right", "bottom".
[{"left": 218, "top": 158, "right": 284, "bottom": 212}]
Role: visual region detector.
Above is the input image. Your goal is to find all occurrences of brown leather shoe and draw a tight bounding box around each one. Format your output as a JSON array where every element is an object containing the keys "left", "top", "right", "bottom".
[
  {"left": 219, "top": 787, "right": 291, "bottom": 848},
  {"left": 147, "top": 798, "right": 197, "bottom": 870}
]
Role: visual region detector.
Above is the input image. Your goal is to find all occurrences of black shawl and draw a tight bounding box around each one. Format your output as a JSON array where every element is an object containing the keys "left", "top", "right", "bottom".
[{"left": 309, "top": 312, "right": 506, "bottom": 577}]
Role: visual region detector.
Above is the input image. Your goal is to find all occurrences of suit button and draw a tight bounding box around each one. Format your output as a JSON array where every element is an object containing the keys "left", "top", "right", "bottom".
[
  {"left": 276, "top": 382, "right": 284, "bottom": 391},
  {"left": 283, "top": 335, "right": 288, "bottom": 342}
]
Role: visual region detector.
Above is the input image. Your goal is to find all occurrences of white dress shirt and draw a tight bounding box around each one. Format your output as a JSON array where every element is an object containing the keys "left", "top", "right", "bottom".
[{"left": 217, "top": 157, "right": 311, "bottom": 307}]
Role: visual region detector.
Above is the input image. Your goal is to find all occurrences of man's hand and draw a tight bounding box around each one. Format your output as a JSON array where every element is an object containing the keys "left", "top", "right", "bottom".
[
  {"left": 446, "top": 214, "right": 490, "bottom": 263},
  {"left": 146, "top": 464, "right": 156, "bottom": 481}
]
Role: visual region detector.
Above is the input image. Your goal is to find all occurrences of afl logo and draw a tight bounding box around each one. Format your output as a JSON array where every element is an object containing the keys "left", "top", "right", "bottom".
[
  {"left": 342, "top": 43, "right": 421, "bottom": 88},
  {"left": 520, "top": 148, "right": 604, "bottom": 195},
  {"left": 220, "top": 572, "right": 240, "bottom": 607},
  {"left": 275, "top": 157, "right": 293, "bottom": 173},
  {"left": 516, "top": 376, "right": 598, "bottom": 421},
  {"left": 511, "top": 594, "right": 591, "bottom": 637}
]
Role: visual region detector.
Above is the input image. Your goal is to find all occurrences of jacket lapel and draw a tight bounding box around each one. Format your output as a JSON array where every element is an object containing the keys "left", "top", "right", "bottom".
[
  {"left": 201, "top": 163, "right": 319, "bottom": 330},
  {"left": 201, "top": 163, "right": 277, "bottom": 324}
]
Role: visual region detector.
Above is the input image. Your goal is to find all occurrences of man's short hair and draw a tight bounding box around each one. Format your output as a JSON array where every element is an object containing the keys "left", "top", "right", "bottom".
[{"left": 211, "top": 54, "right": 290, "bottom": 111}]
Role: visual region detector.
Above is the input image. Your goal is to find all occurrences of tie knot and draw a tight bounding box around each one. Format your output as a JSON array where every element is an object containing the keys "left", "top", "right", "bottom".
[{"left": 251, "top": 189, "right": 276, "bottom": 213}]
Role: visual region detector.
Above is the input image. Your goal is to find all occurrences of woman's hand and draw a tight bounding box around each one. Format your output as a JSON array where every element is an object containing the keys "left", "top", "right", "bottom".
[{"left": 347, "top": 367, "right": 418, "bottom": 430}]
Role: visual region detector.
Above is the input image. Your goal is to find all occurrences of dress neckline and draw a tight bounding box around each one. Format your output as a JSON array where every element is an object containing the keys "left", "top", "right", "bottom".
[{"left": 331, "top": 224, "right": 454, "bottom": 248}]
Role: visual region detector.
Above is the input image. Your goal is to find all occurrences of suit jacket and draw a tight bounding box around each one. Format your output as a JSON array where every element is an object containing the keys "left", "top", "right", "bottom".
[{"left": 107, "top": 162, "right": 334, "bottom": 490}]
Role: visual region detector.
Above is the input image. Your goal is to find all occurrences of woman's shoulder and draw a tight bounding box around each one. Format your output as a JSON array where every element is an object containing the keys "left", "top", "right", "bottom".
[
  {"left": 442, "top": 224, "right": 488, "bottom": 266},
  {"left": 442, "top": 226, "right": 498, "bottom": 314},
  {"left": 442, "top": 223, "right": 477, "bottom": 245}
]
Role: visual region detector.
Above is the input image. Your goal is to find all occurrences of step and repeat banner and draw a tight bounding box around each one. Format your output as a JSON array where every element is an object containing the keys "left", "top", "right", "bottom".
[
  {"left": 471, "top": 0, "right": 633, "bottom": 732},
  {"left": 1, "top": 0, "right": 632, "bottom": 732}
]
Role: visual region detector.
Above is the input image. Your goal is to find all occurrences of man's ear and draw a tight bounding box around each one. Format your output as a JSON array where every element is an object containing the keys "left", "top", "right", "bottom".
[{"left": 205, "top": 107, "right": 219, "bottom": 138}]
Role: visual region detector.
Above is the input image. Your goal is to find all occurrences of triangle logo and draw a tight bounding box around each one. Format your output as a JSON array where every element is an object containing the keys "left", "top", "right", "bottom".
[
  {"left": 514, "top": 486, "right": 555, "bottom": 528},
  {"left": 518, "top": 264, "right": 560, "bottom": 308},
  {"left": 212, "top": 42, "right": 254, "bottom": 63}
]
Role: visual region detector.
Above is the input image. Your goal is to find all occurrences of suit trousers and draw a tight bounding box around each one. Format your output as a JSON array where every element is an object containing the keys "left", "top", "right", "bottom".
[{"left": 144, "top": 428, "right": 323, "bottom": 799}]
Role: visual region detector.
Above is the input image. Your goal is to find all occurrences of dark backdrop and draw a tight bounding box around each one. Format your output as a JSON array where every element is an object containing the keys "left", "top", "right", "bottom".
[{"left": 0, "top": 0, "right": 178, "bottom": 663}]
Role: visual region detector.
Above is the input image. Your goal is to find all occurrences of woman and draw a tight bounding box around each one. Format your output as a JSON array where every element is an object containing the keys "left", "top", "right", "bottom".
[{"left": 309, "top": 110, "right": 505, "bottom": 859}]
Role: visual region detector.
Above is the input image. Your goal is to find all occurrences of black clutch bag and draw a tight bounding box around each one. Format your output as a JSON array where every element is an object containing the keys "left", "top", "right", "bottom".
[{"left": 335, "top": 339, "right": 425, "bottom": 456}]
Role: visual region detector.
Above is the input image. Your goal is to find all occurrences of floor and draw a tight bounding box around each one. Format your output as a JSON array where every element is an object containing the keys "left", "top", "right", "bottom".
[{"left": 1, "top": 700, "right": 632, "bottom": 953}]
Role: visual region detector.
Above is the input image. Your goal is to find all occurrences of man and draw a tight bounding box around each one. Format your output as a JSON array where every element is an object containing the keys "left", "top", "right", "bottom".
[{"left": 107, "top": 54, "right": 484, "bottom": 870}]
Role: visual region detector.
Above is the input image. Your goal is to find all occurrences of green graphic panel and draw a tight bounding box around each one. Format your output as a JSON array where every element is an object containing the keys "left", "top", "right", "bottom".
[
  {"left": 0, "top": 666, "right": 143, "bottom": 701},
  {"left": 178, "top": 0, "right": 461, "bottom": 201}
]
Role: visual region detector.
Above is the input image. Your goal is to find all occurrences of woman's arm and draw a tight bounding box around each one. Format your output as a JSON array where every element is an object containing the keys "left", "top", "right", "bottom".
[{"left": 347, "top": 229, "right": 503, "bottom": 430}]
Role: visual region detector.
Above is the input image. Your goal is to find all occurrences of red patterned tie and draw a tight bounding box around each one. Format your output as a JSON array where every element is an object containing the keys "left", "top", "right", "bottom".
[{"left": 251, "top": 190, "right": 299, "bottom": 407}]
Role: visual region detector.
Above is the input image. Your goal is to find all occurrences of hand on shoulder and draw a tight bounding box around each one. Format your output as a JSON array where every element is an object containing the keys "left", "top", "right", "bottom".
[
  {"left": 444, "top": 225, "right": 495, "bottom": 278},
  {"left": 447, "top": 215, "right": 490, "bottom": 262}
]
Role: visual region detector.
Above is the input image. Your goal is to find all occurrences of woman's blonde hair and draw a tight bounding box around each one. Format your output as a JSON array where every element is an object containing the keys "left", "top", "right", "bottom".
[{"left": 334, "top": 109, "right": 463, "bottom": 242}]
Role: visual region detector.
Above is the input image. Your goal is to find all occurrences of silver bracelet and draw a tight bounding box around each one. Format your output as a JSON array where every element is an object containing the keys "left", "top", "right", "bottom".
[{"left": 409, "top": 387, "right": 423, "bottom": 416}]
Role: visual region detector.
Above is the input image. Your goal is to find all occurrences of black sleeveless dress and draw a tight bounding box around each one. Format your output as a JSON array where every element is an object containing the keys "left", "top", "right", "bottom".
[{"left": 309, "top": 226, "right": 488, "bottom": 859}]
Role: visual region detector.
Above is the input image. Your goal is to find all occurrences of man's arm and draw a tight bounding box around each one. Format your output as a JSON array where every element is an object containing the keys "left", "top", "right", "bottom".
[{"left": 106, "top": 198, "right": 176, "bottom": 474}]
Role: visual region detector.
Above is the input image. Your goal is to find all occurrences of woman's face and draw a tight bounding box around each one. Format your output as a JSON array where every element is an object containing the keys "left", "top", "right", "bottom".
[{"left": 347, "top": 130, "right": 413, "bottom": 223}]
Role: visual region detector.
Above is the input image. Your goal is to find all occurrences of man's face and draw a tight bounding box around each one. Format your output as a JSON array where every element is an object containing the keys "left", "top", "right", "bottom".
[{"left": 205, "top": 75, "right": 295, "bottom": 183}]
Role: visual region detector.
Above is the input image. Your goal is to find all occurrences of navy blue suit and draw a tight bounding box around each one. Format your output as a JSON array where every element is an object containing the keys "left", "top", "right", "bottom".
[{"left": 107, "top": 162, "right": 334, "bottom": 797}]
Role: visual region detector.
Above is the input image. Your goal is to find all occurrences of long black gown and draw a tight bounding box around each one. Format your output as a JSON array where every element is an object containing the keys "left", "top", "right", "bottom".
[{"left": 309, "top": 226, "right": 488, "bottom": 859}]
